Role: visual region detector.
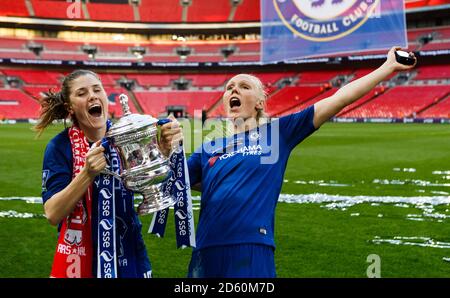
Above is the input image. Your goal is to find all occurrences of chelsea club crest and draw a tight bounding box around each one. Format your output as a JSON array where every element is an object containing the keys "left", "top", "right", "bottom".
[
  {"left": 274, "top": 0, "right": 380, "bottom": 42},
  {"left": 249, "top": 131, "right": 260, "bottom": 141}
]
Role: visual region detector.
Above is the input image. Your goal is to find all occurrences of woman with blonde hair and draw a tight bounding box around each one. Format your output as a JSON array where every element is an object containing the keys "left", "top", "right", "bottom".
[{"left": 161, "top": 47, "right": 417, "bottom": 278}]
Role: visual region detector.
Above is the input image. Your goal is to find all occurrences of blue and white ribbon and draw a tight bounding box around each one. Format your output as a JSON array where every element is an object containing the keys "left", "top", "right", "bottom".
[
  {"left": 97, "top": 146, "right": 118, "bottom": 278},
  {"left": 97, "top": 120, "right": 139, "bottom": 278},
  {"left": 148, "top": 144, "right": 196, "bottom": 248}
]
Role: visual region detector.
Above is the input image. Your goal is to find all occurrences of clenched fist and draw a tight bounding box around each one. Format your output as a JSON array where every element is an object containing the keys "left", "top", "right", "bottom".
[
  {"left": 83, "top": 140, "right": 107, "bottom": 179},
  {"left": 158, "top": 115, "right": 184, "bottom": 157}
]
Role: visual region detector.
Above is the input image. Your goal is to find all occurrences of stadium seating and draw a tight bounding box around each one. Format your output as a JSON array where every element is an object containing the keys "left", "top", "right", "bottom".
[
  {"left": 233, "top": 0, "right": 260, "bottom": 22},
  {"left": 413, "top": 65, "right": 450, "bottom": 80},
  {"left": 0, "top": 89, "right": 41, "bottom": 120},
  {"left": 420, "top": 41, "right": 450, "bottom": 51},
  {"left": 0, "top": 1, "right": 448, "bottom": 131},
  {"left": 22, "top": 86, "right": 58, "bottom": 99},
  {"left": 276, "top": 88, "right": 338, "bottom": 117},
  {"left": 183, "top": 74, "right": 229, "bottom": 87},
  {"left": 139, "top": 0, "right": 183, "bottom": 23},
  {"left": 337, "top": 87, "right": 387, "bottom": 117},
  {"left": 1, "top": 69, "right": 62, "bottom": 85},
  {"left": 265, "top": 86, "right": 324, "bottom": 116},
  {"left": 134, "top": 91, "right": 222, "bottom": 117},
  {"left": 103, "top": 87, "right": 138, "bottom": 117},
  {"left": 342, "top": 86, "right": 450, "bottom": 118},
  {"left": 0, "top": 0, "right": 29, "bottom": 17},
  {"left": 187, "top": 0, "right": 232, "bottom": 23},
  {"left": 86, "top": 3, "right": 134, "bottom": 22},
  {"left": 1, "top": 66, "right": 449, "bottom": 120},
  {"left": 297, "top": 70, "right": 351, "bottom": 85},
  {"left": 31, "top": 0, "right": 77, "bottom": 19},
  {"left": 418, "top": 95, "right": 450, "bottom": 118},
  {"left": 405, "top": 0, "right": 450, "bottom": 8},
  {"left": 126, "top": 74, "right": 178, "bottom": 88},
  {"left": 1, "top": 0, "right": 448, "bottom": 23}
]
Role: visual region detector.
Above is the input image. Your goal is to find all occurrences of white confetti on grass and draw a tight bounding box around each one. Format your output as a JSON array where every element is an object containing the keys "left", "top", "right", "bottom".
[
  {"left": 432, "top": 171, "right": 450, "bottom": 175},
  {"left": 371, "top": 236, "right": 450, "bottom": 249},
  {"left": 277, "top": 193, "right": 450, "bottom": 206},
  {"left": 393, "top": 168, "right": 416, "bottom": 172},
  {"left": 372, "top": 179, "right": 450, "bottom": 187},
  {"left": 2, "top": 194, "right": 449, "bottom": 221},
  {"left": 278, "top": 193, "right": 450, "bottom": 222},
  {"left": 0, "top": 210, "right": 43, "bottom": 218},
  {"left": 0, "top": 197, "right": 42, "bottom": 204}
]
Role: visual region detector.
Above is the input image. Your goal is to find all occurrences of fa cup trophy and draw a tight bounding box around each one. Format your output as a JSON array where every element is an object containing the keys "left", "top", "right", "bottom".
[{"left": 102, "top": 94, "right": 175, "bottom": 215}]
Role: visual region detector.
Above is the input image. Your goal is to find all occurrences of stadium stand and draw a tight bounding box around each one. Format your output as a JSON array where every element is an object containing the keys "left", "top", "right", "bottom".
[
  {"left": 86, "top": 2, "right": 135, "bottom": 22},
  {"left": 31, "top": 0, "right": 76, "bottom": 19},
  {"left": 0, "top": 1, "right": 449, "bottom": 121},
  {"left": 1, "top": 0, "right": 448, "bottom": 22},
  {"left": 186, "top": 0, "right": 232, "bottom": 23},
  {"left": 418, "top": 94, "right": 450, "bottom": 118},
  {"left": 341, "top": 86, "right": 450, "bottom": 118},
  {"left": 0, "top": 0, "right": 29, "bottom": 17},
  {"left": 233, "top": 0, "right": 260, "bottom": 22},
  {"left": 139, "top": 0, "right": 183, "bottom": 23},
  {"left": 0, "top": 89, "right": 40, "bottom": 120}
]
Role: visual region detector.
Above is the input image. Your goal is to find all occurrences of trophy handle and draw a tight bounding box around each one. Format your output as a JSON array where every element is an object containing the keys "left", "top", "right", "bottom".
[{"left": 98, "top": 138, "right": 123, "bottom": 180}]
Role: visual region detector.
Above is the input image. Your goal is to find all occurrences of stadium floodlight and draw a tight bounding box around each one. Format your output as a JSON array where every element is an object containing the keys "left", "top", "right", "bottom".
[
  {"left": 419, "top": 33, "right": 434, "bottom": 45},
  {"left": 130, "top": 46, "right": 146, "bottom": 59},
  {"left": 173, "top": 78, "right": 190, "bottom": 90},
  {"left": 6, "top": 76, "right": 21, "bottom": 88},
  {"left": 180, "top": 0, "right": 192, "bottom": 6},
  {"left": 175, "top": 46, "right": 192, "bottom": 60},
  {"left": 27, "top": 42, "right": 44, "bottom": 57},
  {"left": 221, "top": 45, "right": 236, "bottom": 59},
  {"left": 230, "top": 0, "right": 242, "bottom": 5},
  {"left": 130, "top": 0, "right": 141, "bottom": 5},
  {"left": 81, "top": 45, "right": 97, "bottom": 59},
  {"left": 118, "top": 79, "right": 135, "bottom": 91}
]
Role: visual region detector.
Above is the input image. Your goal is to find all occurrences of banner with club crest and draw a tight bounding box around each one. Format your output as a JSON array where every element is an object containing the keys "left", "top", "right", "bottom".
[{"left": 261, "top": 0, "right": 407, "bottom": 63}]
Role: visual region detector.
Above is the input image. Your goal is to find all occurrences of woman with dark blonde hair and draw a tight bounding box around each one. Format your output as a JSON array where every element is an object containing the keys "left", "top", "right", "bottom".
[
  {"left": 37, "top": 69, "right": 152, "bottom": 278},
  {"left": 159, "top": 47, "right": 417, "bottom": 278}
]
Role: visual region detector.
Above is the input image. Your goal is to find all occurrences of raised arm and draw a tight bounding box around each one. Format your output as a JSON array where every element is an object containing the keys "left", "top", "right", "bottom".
[{"left": 313, "top": 46, "right": 417, "bottom": 128}]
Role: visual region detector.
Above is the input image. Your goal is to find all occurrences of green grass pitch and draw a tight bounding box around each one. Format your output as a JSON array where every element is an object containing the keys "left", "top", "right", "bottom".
[{"left": 0, "top": 122, "right": 449, "bottom": 277}]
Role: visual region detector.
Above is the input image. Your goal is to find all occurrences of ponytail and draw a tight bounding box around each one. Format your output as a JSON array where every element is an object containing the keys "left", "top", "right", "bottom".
[{"left": 33, "top": 89, "right": 70, "bottom": 136}]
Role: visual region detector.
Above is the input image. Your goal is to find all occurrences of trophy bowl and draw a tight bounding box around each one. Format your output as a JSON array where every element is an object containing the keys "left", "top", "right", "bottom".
[{"left": 103, "top": 94, "right": 175, "bottom": 215}]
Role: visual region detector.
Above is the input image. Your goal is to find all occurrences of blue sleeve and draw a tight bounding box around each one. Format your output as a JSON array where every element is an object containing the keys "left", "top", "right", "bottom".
[
  {"left": 187, "top": 146, "right": 202, "bottom": 186},
  {"left": 41, "top": 133, "right": 72, "bottom": 205},
  {"left": 279, "top": 105, "right": 317, "bottom": 150}
]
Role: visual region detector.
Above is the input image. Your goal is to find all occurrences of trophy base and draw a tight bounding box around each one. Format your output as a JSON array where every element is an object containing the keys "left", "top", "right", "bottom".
[{"left": 137, "top": 189, "right": 176, "bottom": 215}]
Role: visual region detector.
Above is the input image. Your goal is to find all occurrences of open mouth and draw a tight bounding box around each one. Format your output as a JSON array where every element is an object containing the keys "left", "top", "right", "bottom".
[
  {"left": 229, "top": 97, "right": 241, "bottom": 109},
  {"left": 88, "top": 104, "right": 103, "bottom": 117}
]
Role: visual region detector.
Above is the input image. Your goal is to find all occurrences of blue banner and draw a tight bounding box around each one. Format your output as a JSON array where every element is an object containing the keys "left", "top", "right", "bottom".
[{"left": 261, "top": 0, "right": 407, "bottom": 63}]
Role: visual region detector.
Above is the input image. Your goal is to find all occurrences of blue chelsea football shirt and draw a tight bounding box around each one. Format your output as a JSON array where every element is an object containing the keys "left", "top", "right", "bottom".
[{"left": 187, "top": 105, "right": 317, "bottom": 251}]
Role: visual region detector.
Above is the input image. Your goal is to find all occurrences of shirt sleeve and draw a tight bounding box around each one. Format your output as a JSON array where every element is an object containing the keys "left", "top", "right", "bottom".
[
  {"left": 187, "top": 146, "right": 202, "bottom": 186},
  {"left": 279, "top": 105, "right": 317, "bottom": 150},
  {"left": 41, "top": 135, "right": 72, "bottom": 205}
]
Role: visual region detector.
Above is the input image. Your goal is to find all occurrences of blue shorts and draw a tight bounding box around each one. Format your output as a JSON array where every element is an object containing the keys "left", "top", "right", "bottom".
[{"left": 188, "top": 243, "right": 276, "bottom": 278}]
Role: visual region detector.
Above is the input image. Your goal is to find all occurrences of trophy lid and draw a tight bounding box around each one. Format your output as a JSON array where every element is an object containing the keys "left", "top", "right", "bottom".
[{"left": 105, "top": 94, "right": 157, "bottom": 138}]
